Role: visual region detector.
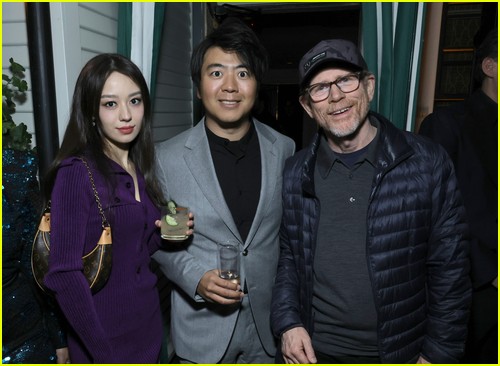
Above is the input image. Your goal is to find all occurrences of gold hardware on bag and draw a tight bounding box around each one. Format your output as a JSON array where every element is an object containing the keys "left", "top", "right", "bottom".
[{"left": 31, "top": 157, "right": 113, "bottom": 294}]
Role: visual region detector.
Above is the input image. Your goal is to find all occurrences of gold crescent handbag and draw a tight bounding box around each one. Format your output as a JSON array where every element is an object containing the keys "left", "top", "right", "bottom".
[{"left": 31, "top": 157, "right": 112, "bottom": 294}]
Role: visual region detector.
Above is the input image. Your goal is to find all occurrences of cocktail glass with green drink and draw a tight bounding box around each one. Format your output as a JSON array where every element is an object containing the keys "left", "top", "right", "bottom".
[{"left": 161, "top": 201, "right": 189, "bottom": 241}]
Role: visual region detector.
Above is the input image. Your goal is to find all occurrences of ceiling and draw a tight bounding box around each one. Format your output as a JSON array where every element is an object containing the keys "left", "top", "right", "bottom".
[{"left": 211, "top": 3, "right": 362, "bottom": 75}]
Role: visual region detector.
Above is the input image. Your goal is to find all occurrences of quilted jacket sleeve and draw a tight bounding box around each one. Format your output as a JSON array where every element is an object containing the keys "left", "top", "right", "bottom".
[
  {"left": 271, "top": 218, "right": 304, "bottom": 338},
  {"left": 270, "top": 154, "right": 311, "bottom": 339}
]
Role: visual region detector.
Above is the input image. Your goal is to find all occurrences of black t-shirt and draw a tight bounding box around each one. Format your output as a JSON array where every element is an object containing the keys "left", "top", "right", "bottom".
[{"left": 206, "top": 122, "right": 261, "bottom": 242}]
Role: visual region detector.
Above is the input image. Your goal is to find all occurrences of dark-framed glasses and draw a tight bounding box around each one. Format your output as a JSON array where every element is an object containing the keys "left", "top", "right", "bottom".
[{"left": 305, "top": 72, "right": 365, "bottom": 102}]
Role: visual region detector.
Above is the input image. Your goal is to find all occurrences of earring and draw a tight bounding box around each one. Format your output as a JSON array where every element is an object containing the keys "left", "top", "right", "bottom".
[{"left": 92, "top": 117, "right": 96, "bottom": 127}]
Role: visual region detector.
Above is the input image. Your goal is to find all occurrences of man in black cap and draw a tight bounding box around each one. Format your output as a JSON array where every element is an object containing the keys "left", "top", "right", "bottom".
[{"left": 270, "top": 39, "right": 472, "bottom": 364}]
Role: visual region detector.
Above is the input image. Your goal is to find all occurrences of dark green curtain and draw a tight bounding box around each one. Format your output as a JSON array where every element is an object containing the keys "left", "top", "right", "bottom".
[
  {"left": 151, "top": 3, "right": 165, "bottom": 101},
  {"left": 117, "top": 3, "right": 132, "bottom": 58},
  {"left": 362, "top": 3, "right": 426, "bottom": 131}
]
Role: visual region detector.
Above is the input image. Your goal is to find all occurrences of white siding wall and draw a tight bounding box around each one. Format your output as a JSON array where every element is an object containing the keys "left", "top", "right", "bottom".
[
  {"left": 51, "top": 2, "right": 118, "bottom": 143},
  {"left": 2, "top": 3, "right": 35, "bottom": 139},
  {"left": 152, "top": 2, "right": 193, "bottom": 143},
  {"left": 79, "top": 3, "right": 118, "bottom": 63},
  {"left": 3, "top": 2, "right": 118, "bottom": 147}
]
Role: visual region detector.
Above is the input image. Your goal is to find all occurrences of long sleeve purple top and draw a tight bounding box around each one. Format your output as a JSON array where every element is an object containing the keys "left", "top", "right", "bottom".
[{"left": 44, "top": 157, "right": 163, "bottom": 363}]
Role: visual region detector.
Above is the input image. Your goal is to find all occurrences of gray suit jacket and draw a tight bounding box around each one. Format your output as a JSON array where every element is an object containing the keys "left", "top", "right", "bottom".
[{"left": 152, "top": 118, "right": 295, "bottom": 363}]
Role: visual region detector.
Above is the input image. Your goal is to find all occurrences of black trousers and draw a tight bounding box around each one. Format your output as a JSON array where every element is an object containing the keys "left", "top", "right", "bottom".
[{"left": 315, "top": 350, "right": 381, "bottom": 364}]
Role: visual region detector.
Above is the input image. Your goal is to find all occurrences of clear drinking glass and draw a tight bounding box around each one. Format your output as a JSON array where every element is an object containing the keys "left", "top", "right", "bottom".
[{"left": 217, "top": 241, "right": 240, "bottom": 284}]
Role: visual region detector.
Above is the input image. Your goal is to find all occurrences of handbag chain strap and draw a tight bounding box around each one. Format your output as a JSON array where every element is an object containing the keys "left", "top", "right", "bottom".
[{"left": 79, "top": 157, "right": 109, "bottom": 228}]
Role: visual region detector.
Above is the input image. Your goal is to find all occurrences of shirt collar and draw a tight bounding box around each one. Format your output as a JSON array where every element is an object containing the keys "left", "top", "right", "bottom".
[
  {"left": 317, "top": 117, "right": 380, "bottom": 178},
  {"left": 206, "top": 120, "right": 255, "bottom": 157},
  {"left": 205, "top": 122, "right": 255, "bottom": 146}
]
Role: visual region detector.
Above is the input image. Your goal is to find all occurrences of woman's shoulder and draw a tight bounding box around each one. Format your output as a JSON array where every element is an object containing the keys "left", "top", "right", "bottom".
[
  {"left": 59, "top": 156, "right": 84, "bottom": 167},
  {"left": 59, "top": 155, "right": 99, "bottom": 170},
  {"left": 56, "top": 156, "right": 97, "bottom": 180}
]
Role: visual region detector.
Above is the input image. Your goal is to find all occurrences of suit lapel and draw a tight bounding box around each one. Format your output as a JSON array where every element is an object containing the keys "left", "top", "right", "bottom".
[
  {"left": 244, "top": 122, "right": 279, "bottom": 248},
  {"left": 184, "top": 121, "right": 242, "bottom": 241}
]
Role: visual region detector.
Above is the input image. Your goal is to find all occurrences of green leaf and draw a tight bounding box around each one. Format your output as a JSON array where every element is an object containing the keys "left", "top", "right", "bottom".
[
  {"left": 11, "top": 77, "right": 28, "bottom": 92},
  {"left": 3, "top": 123, "right": 32, "bottom": 151},
  {"left": 9, "top": 58, "right": 26, "bottom": 75},
  {"left": 2, "top": 58, "right": 32, "bottom": 151},
  {"left": 3, "top": 121, "right": 15, "bottom": 133},
  {"left": 19, "top": 79, "right": 28, "bottom": 92}
]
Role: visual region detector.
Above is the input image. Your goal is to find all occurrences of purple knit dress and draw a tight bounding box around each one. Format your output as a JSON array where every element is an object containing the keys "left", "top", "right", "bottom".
[{"left": 44, "top": 157, "right": 163, "bottom": 363}]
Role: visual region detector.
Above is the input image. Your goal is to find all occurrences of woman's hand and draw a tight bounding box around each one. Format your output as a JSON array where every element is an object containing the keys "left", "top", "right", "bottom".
[
  {"left": 56, "top": 347, "right": 70, "bottom": 364},
  {"left": 155, "top": 212, "right": 194, "bottom": 237}
]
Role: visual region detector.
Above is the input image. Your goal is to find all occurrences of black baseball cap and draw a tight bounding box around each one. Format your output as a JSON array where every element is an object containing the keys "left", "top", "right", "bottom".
[{"left": 299, "top": 39, "right": 368, "bottom": 88}]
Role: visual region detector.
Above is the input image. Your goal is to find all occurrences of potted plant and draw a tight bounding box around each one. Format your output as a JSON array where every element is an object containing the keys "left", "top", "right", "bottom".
[
  {"left": 2, "top": 57, "right": 41, "bottom": 246},
  {"left": 2, "top": 57, "right": 39, "bottom": 192},
  {"left": 3, "top": 58, "right": 32, "bottom": 151}
]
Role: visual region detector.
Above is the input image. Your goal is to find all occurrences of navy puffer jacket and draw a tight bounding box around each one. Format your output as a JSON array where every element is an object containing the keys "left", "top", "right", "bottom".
[{"left": 271, "top": 113, "right": 471, "bottom": 363}]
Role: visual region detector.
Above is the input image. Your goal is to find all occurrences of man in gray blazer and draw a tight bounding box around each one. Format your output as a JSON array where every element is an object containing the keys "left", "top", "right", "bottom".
[{"left": 152, "top": 18, "right": 295, "bottom": 363}]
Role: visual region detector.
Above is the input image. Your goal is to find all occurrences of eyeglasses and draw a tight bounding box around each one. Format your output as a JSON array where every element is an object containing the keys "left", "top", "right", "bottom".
[{"left": 305, "top": 72, "right": 365, "bottom": 102}]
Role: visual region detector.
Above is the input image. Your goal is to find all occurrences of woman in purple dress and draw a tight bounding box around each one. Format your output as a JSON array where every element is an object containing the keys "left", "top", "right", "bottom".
[{"left": 43, "top": 54, "right": 190, "bottom": 363}]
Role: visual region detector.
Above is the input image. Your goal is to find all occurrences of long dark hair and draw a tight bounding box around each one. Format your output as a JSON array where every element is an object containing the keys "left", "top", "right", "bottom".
[{"left": 43, "top": 53, "right": 164, "bottom": 206}]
